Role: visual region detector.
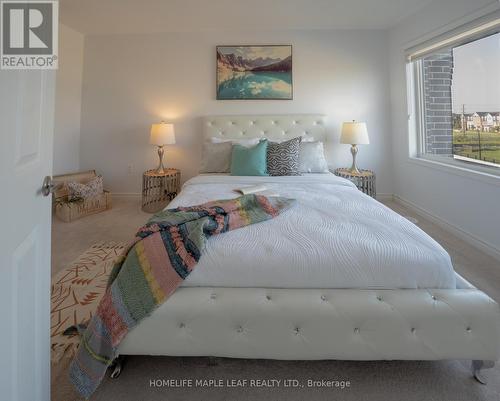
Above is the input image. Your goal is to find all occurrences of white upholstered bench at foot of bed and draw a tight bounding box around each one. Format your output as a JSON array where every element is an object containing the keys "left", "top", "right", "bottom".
[{"left": 118, "top": 287, "right": 500, "bottom": 377}]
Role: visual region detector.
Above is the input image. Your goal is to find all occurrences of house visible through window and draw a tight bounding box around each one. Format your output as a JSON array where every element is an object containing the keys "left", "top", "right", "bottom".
[{"left": 410, "top": 28, "right": 500, "bottom": 170}]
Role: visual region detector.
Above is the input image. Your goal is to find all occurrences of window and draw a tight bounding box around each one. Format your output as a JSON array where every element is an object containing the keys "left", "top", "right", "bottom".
[{"left": 408, "top": 20, "right": 500, "bottom": 172}]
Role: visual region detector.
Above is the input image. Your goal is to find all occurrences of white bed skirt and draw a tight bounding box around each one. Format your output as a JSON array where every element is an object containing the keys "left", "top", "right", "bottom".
[{"left": 119, "top": 286, "right": 500, "bottom": 362}]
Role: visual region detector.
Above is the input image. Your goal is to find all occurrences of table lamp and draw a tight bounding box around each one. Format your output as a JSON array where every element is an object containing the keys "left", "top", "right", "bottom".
[
  {"left": 340, "top": 121, "right": 369, "bottom": 174},
  {"left": 150, "top": 122, "right": 175, "bottom": 174}
]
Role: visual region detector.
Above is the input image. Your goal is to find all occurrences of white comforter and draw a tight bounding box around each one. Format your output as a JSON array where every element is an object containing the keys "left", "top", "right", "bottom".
[{"left": 167, "top": 174, "right": 456, "bottom": 289}]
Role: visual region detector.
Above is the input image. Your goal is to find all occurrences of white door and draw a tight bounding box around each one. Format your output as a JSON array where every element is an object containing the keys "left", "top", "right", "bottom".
[{"left": 0, "top": 69, "right": 55, "bottom": 401}]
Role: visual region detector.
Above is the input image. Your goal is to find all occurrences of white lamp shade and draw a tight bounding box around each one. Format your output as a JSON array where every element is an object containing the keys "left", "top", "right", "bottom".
[
  {"left": 150, "top": 122, "right": 176, "bottom": 145},
  {"left": 340, "top": 121, "right": 369, "bottom": 145}
]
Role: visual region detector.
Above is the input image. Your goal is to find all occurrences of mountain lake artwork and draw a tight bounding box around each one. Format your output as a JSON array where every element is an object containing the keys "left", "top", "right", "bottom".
[{"left": 216, "top": 45, "right": 292, "bottom": 100}]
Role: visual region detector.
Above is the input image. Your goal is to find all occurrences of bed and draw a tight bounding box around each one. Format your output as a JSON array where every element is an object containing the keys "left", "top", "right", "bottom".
[{"left": 117, "top": 115, "right": 500, "bottom": 382}]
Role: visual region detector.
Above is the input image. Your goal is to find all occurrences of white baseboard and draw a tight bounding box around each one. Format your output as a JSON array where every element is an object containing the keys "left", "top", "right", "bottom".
[
  {"left": 376, "top": 193, "right": 394, "bottom": 201},
  {"left": 393, "top": 194, "right": 500, "bottom": 261}
]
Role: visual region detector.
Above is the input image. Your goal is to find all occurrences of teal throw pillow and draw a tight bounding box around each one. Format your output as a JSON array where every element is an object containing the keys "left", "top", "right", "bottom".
[{"left": 230, "top": 140, "right": 268, "bottom": 176}]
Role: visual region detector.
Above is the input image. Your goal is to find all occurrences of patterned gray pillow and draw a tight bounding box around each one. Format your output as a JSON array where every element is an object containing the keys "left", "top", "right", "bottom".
[
  {"left": 267, "top": 137, "right": 302, "bottom": 176},
  {"left": 67, "top": 176, "right": 104, "bottom": 201}
]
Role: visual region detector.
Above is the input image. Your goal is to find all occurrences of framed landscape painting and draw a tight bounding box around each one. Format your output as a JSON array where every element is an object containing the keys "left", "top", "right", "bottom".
[{"left": 216, "top": 45, "right": 292, "bottom": 100}]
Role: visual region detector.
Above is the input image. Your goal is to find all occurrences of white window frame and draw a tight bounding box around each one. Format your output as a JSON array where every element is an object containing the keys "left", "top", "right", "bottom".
[
  {"left": 406, "top": 16, "right": 500, "bottom": 185},
  {"left": 413, "top": 60, "right": 426, "bottom": 157}
]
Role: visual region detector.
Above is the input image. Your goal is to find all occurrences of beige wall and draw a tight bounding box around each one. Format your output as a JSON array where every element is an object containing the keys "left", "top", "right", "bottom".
[
  {"left": 53, "top": 24, "right": 84, "bottom": 175},
  {"left": 79, "top": 29, "right": 393, "bottom": 194}
]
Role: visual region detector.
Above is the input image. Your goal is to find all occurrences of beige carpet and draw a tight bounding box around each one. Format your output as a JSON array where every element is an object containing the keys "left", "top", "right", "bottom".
[
  {"left": 51, "top": 196, "right": 149, "bottom": 276},
  {"left": 51, "top": 197, "right": 500, "bottom": 401},
  {"left": 54, "top": 356, "right": 500, "bottom": 401}
]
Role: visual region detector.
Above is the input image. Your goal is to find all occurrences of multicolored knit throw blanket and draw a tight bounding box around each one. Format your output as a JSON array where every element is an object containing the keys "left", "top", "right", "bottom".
[{"left": 69, "top": 194, "right": 295, "bottom": 398}]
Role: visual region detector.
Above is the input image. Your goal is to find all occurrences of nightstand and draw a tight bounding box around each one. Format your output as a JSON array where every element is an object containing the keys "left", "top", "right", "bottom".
[
  {"left": 333, "top": 168, "right": 376, "bottom": 198},
  {"left": 142, "top": 169, "right": 181, "bottom": 213}
]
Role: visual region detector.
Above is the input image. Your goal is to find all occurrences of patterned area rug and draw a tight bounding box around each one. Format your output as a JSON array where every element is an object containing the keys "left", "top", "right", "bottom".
[{"left": 51, "top": 242, "right": 126, "bottom": 365}]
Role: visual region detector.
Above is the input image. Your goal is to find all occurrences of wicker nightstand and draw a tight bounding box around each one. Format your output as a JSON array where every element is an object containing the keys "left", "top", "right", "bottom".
[
  {"left": 333, "top": 168, "right": 376, "bottom": 198},
  {"left": 142, "top": 169, "right": 181, "bottom": 213}
]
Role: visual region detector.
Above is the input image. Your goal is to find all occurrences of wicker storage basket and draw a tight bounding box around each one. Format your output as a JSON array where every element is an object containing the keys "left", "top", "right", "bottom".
[{"left": 53, "top": 170, "right": 112, "bottom": 222}]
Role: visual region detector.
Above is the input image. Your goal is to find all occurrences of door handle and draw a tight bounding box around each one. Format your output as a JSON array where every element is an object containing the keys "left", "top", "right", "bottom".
[{"left": 41, "top": 176, "right": 55, "bottom": 197}]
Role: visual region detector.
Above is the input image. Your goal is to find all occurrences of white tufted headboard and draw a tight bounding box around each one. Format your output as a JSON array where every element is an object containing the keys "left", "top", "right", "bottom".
[{"left": 203, "top": 115, "right": 327, "bottom": 143}]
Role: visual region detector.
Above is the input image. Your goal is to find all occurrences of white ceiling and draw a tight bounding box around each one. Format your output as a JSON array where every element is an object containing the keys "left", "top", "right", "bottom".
[{"left": 59, "top": 0, "right": 435, "bottom": 35}]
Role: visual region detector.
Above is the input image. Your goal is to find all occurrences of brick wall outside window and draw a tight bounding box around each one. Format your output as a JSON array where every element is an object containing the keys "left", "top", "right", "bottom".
[{"left": 422, "top": 50, "right": 454, "bottom": 155}]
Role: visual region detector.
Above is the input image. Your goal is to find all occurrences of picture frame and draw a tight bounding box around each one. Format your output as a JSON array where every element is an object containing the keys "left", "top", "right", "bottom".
[{"left": 216, "top": 45, "right": 293, "bottom": 100}]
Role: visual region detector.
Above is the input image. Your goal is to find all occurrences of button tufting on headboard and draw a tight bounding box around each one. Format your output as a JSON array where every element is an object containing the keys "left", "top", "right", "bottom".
[{"left": 203, "top": 115, "right": 327, "bottom": 142}]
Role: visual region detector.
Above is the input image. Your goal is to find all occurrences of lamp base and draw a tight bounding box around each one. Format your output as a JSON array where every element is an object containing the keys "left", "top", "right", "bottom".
[
  {"left": 347, "top": 166, "right": 361, "bottom": 174},
  {"left": 156, "top": 146, "right": 166, "bottom": 174},
  {"left": 348, "top": 144, "right": 360, "bottom": 174}
]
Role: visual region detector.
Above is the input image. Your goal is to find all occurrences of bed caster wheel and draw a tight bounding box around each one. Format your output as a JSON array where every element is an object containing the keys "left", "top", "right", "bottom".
[
  {"left": 207, "top": 356, "right": 218, "bottom": 366},
  {"left": 110, "top": 356, "right": 126, "bottom": 379},
  {"left": 472, "top": 360, "right": 495, "bottom": 384}
]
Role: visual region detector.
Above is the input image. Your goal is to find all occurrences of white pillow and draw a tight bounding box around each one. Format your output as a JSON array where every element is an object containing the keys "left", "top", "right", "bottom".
[
  {"left": 211, "top": 137, "right": 260, "bottom": 147},
  {"left": 299, "top": 141, "right": 329, "bottom": 173},
  {"left": 199, "top": 142, "right": 232, "bottom": 173},
  {"left": 272, "top": 136, "right": 315, "bottom": 144}
]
